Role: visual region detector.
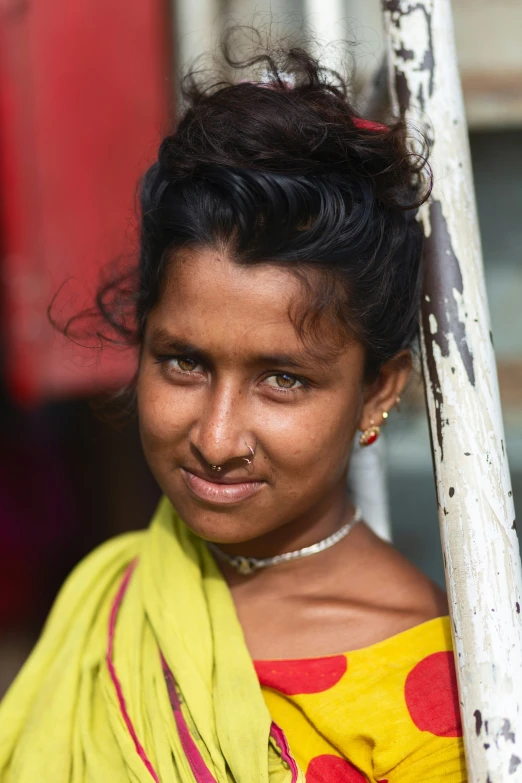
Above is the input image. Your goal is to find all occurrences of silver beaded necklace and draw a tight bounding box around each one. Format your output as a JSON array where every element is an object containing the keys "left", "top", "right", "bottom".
[{"left": 207, "top": 507, "right": 363, "bottom": 576}]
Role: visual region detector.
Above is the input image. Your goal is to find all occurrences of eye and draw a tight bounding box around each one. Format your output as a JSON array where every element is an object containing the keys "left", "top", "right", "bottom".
[
  {"left": 156, "top": 356, "right": 203, "bottom": 375},
  {"left": 175, "top": 357, "right": 200, "bottom": 372},
  {"left": 265, "top": 373, "right": 304, "bottom": 391}
]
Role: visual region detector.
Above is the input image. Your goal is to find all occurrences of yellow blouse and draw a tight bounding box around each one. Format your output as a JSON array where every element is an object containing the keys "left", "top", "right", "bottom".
[{"left": 254, "top": 616, "right": 467, "bottom": 783}]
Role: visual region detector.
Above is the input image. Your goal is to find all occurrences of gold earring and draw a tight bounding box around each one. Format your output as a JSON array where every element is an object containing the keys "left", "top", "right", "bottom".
[
  {"left": 360, "top": 419, "right": 380, "bottom": 447},
  {"left": 360, "top": 409, "right": 390, "bottom": 447}
]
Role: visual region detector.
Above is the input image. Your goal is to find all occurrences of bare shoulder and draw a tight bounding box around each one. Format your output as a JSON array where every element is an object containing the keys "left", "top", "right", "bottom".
[
  {"left": 312, "top": 521, "right": 451, "bottom": 651},
  {"left": 230, "top": 520, "right": 449, "bottom": 659},
  {"left": 349, "top": 522, "right": 449, "bottom": 630}
]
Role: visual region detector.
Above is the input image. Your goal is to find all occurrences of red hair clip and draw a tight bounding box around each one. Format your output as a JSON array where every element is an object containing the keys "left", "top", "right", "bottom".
[{"left": 352, "top": 117, "right": 388, "bottom": 132}]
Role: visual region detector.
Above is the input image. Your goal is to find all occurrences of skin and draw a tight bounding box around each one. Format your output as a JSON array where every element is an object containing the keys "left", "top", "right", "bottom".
[{"left": 137, "top": 246, "right": 447, "bottom": 660}]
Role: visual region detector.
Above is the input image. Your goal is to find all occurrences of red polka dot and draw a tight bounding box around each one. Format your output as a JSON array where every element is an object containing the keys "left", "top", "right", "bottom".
[
  {"left": 405, "top": 651, "right": 462, "bottom": 737},
  {"left": 306, "top": 755, "right": 367, "bottom": 783},
  {"left": 254, "top": 655, "right": 347, "bottom": 695}
]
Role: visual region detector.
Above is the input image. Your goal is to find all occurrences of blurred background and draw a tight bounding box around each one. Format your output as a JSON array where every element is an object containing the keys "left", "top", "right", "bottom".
[{"left": 0, "top": 0, "right": 520, "bottom": 694}]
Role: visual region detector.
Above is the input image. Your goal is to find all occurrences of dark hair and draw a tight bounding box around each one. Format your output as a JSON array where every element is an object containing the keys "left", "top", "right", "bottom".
[{"left": 64, "top": 41, "right": 431, "bottom": 379}]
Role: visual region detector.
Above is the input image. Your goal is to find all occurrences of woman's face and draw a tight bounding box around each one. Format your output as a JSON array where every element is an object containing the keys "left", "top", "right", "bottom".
[{"left": 137, "top": 247, "right": 407, "bottom": 547}]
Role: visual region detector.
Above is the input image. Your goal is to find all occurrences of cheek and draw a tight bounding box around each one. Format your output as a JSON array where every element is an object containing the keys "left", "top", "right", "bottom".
[
  {"left": 137, "top": 368, "right": 193, "bottom": 453},
  {"left": 258, "top": 392, "right": 358, "bottom": 477}
]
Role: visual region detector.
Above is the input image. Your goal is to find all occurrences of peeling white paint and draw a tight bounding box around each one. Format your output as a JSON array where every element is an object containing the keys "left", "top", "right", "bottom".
[
  {"left": 429, "top": 313, "right": 438, "bottom": 334},
  {"left": 382, "top": 1, "right": 522, "bottom": 781}
]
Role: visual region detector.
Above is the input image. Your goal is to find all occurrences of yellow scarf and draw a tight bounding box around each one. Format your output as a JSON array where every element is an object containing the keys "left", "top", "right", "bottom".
[{"left": 0, "top": 497, "right": 304, "bottom": 783}]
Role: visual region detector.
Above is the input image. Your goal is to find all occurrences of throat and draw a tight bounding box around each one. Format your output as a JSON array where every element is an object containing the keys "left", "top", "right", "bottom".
[{"left": 209, "top": 499, "right": 361, "bottom": 577}]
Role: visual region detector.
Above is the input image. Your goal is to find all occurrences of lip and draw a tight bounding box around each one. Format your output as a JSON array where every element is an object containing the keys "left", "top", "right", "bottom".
[{"left": 181, "top": 468, "right": 266, "bottom": 505}]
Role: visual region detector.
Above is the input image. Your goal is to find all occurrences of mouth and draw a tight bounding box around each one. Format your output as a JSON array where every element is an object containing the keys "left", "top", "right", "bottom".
[{"left": 181, "top": 468, "right": 266, "bottom": 505}]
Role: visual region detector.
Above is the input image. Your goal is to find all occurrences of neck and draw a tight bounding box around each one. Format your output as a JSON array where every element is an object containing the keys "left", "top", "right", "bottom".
[{"left": 217, "top": 480, "right": 353, "bottom": 561}]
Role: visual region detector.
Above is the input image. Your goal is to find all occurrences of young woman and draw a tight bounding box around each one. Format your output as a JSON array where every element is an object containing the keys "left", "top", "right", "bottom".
[{"left": 0, "top": 47, "right": 467, "bottom": 783}]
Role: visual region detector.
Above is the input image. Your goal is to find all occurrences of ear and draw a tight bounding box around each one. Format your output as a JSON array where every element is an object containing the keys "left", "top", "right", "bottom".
[{"left": 358, "top": 350, "right": 412, "bottom": 432}]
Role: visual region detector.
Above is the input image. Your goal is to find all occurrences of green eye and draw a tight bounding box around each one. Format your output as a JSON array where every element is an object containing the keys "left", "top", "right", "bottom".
[{"left": 266, "top": 373, "right": 303, "bottom": 390}]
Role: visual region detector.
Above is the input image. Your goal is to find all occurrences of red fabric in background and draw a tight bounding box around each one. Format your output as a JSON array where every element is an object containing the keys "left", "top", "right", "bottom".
[{"left": 0, "top": 0, "right": 171, "bottom": 404}]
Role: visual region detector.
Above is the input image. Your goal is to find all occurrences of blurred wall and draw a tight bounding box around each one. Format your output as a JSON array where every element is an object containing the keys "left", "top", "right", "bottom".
[{"left": 0, "top": 0, "right": 171, "bottom": 403}]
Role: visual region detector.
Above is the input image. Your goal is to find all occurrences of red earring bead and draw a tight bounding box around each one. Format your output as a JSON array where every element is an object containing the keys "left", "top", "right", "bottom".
[
  {"left": 360, "top": 425, "right": 381, "bottom": 447},
  {"left": 365, "top": 430, "right": 379, "bottom": 446}
]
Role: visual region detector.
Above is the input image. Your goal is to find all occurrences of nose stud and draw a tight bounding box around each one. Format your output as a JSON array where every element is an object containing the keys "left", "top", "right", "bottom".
[{"left": 210, "top": 464, "right": 222, "bottom": 472}]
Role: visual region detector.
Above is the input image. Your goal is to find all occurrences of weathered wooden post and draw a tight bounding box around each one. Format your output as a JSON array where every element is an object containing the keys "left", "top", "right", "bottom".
[{"left": 381, "top": 1, "right": 522, "bottom": 780}]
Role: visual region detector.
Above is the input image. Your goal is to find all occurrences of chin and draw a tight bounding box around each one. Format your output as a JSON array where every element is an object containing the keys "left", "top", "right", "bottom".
[{"left": 167, "top": 492, "right": 279, "bottom": 546}]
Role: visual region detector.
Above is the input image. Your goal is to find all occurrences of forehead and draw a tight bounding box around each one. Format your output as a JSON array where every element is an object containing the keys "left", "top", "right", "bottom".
[
  {"left": 172, "top": 247, "right": 297, "bottom": 318},
  {"left": 150, "top": 247, "right": 328, "bottom": 356},
  {"left": 146, "top": 247, "right": 366, "bottom": 373}
]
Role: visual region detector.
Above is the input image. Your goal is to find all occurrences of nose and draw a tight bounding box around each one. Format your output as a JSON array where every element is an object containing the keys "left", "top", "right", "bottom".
[{"left": 190, "top": 380, "right": 252, "bottom": 470}]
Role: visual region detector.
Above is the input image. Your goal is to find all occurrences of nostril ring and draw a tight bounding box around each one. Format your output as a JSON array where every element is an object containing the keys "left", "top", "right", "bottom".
[{"left": 243, "top": 443, "right": 255, "bottom": 465}]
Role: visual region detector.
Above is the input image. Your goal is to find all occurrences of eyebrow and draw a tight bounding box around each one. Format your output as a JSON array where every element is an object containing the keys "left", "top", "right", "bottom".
[
  {"left": 147, "top": 327, "right": 337, "bottom": 372},
  {"left": 148, "top": 329, "right": 204, "bottom": 358}
]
